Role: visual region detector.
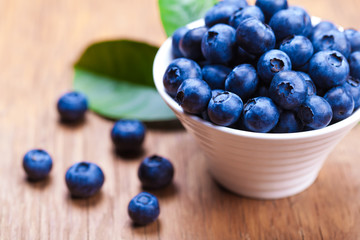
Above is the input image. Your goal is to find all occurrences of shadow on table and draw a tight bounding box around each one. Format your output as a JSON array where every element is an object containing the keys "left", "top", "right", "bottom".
[
  {"left": 140, "top": 182, "right": 179, "bottom": 200},
  {"left": 66, "top": 190, "right": 105, "bottom": 208},
  {"left": 24, "top": 176, "right": 52, "bottom": 190},
  {"left": 131, "top": 219, "right": 162, "bottom": 237}
]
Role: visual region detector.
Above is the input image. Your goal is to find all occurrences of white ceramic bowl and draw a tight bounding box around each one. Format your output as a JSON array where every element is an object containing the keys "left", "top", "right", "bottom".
[{"left": 153, "top": 19, "right": 360, "bottom": 199}]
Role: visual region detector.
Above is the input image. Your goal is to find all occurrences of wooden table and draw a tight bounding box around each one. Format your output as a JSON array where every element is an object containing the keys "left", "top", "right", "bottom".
[{"left": 1, "top": 0, "right": 360, "bottom": 239}]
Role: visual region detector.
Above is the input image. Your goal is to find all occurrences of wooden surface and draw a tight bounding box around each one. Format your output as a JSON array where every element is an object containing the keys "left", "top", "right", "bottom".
[{"left": 1, "top": 0, "right": 360, "bottom": 239}]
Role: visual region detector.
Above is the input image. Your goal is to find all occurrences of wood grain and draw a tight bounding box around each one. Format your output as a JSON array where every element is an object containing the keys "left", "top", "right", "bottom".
[{"left": 0, "top": 0, "right": 360, "bottom": 239}]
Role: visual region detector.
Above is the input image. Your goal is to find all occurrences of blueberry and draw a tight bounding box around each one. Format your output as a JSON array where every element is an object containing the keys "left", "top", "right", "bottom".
[
  {"left": 23, "top": 149, "right": 52, "bottom": 180},
  {"left": 171, "top": 27, "right": 188, "bottom": 58},
  {"left": 207, "top": 91, "right": 243, "bottom": 126},
  {"left": 311, "top": 29, "right": 351, "bottom": 59},
  {"left": 345, "top": 29, "right": 360, "bottom": 53},
  {"left": 179, "top": 27, "right": 207, "bottom": 60},
  {"left": 163, "top": 58, "right": 202, "bottom": 97},
  {"left": 343, "top": 76, "right": 360, "bottom": 109},
  {"left": 205, "top": 2, "right": 240, "bottom": 28},
  {"left": 57, "top": 91, "right": 88, "bottom": 122},
  {"left": 65, "top": 162, "right": 105, "bottom": 198},
  {"left": 269, "top": 71, "right": 307, "bottom": 110},
  {"left": 279, "top": 35, "right": 314, "bottom": 69},
  {"left": 255, "top": 0, "right": 288, "bottom": 22},
  {"left": 310, "top": 21, "right": 337, "bottom": 40},
  {"left": 111, "top": 119, "right": 146, "bottom": 153},
  {"left": 242, "top": 97, "right": 280, "bottom": 133},
  {"left": 298, "top": 72, "right": 317, "bottom": 96},
  {"left": 269, "top": 7, "right": 312, "bottom": 41},
  {"left": 138, "top": 155, "right": 174, "bottom": 189},
  {"left": 349, "top": 51, "right": 360, "bottom": 80},
  {"left": 202, "top": 65, "right": 232, "bottom": 89},
  {"left": 128, "top": 192, "right": 160, "bottom": 225},
  {"left": 257, "top": 49, "right": 292, "bottom": 85},
  {"left": 229, "top": 6, "right": 265, "bottom": 29},
  {"left": 222, "top": 0, "right": 248, "bottom": 8},
  {"left": 176, "top": 78, "right": 212, "bottom": 114},
  {"left": 236, "top": 18, "right": 275, "bottom": 56},
  {"left": 324, "top": 86, "right": 354, "bottom": 122},
  {"left": 253, "top": 83, "right": 269, "bottom": 98},
  {"left": 272, "top": 111, "right": 303, "bottom": 133},
  {"left": 297, "top": 95, "right": 332, "bottom": 129},
  {"left": 231, "top": 46, "right": 257, "bottom": 66},
  {"left": 225, "top": 64, "right": 259, "bottom": 101},
  {"left": 201, "top": 24, "right": 236, "bottom": 65}
]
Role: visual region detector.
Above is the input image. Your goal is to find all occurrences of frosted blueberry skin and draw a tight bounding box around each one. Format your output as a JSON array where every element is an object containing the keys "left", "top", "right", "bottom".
[
  {"left": 297, "top": 72, "right": 317, "bottom": 96},
  {"left": 242, "top": 97, "right": 280, "bottom": 133},
  {"left": 202, "top": 65, "right": 232, "bottom": 89},
  {"left": 225, "top": 64, "right": 259, "bottom": 101},
  {"left": 311, "top": 29, "right": 351, "bottom": 59},
  {"left": 345, "top": 29, "right": 360, "bottom": 53},
  {"left": 179, "top": 27, "right": 207, "bottom": 61},
  {"left": 163, "top": 58, "right": 202, "bottom": 97},
  {"left": 128, "top": 192, "right": 160, "bottom": 225},
  {"left": 343, "top": 76, "right": 360, "bottom": 109},
  {"left": 309, "top": 50, "right": 350, "bottom": 89},
  {"left": 269, "top": 71, "right": 307, "bottom": 110},
  {"left": 207, "top": 91, "right": 243, "bottom": 126},
  {"left": 201, "top": 24, "right": 236, "bottom": 65},
  {"left": 349, "top": 51, "right": 360, "bottom": 80},
  {"left": 204, "top": 2, "right": 240, "bottom": 28},
  {"left": 111, "top": 119, "right": 146, "bottom": 153},
  {"left": 65, "top": 162, "right": 105, "bottom": 198},
  {"left": 297, "top": 95, "right": 332, "bottom": 129},
  {"left": 23, "top": 149, "right": 53, "bottom": 180},
  {"left": 171, "top": 27, "right": 188, "bottom": 58},
  {"left": 269, "top": 7, "right": 312, "bottom": 41},
  {"left": 310, "top": 21, "right": 337, "bottom": 41},
  {"left": 271, "top": 111, "right": 303, "bottom": 133},
  {"left": 236, "top": 17, "right": 276, "bottom": 56},
  {"left": 324, "top": 86, "right": 355, "bottom": 122},
  {"left": 222, "top": 0, "right": 248, "bottom": 9},
  {"left": 229, "top": 6, "right": 265, "bottom": 29},
  {"left": 279, "top": 35, "right": 314, "bottom": 68},
  {"left": 138, "top": 155, "right": 174, "bottom": 189},
  {"left": 176, "top": 78, "right": 212, "bottom": 114},
  {"left": 255, "top": 0, "right": 288, "bottom": 22},
  {"left": 257, "top": 49, "right": 292, "bottom": 85},
  {"left": 57, "top": 91, "right": 88, "bottom": 122}
]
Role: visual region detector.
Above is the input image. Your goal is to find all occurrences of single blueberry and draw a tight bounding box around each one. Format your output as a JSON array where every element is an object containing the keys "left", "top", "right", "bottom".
[
  {"left": 204, "top": 2, "right": 240, "bottom": 28},
  {"left": 343, "top": 76, "right": 360, "bottom": 109},
  {"left": 111, "top": 119, "right": 146, "bottom": 153},
  {"left": 257, "top": 49, "right": 292, "bottom": 85},
  {"left": 229, "top": 6, "right": 265, "bottom": 29},
  {"left": 236, "top": 18, "right": 276, "bottom": 56},
  {"left": 349, "top": 51, "right": 360, "bottom": 80},
  {"left": 324, "top": 86, "right": 355, "bottom": 122},
  {"left": 309, "top": 50, "right": 349, "bottom": 89},
  {"left": 57, "top": 91, "right": 88, "bottom": 122},
  {"left": 225, "top": 64, "right": 259, "bottom": 101},
  {"left": 310, "top": 21, "right": 337, "bottom": 41},
  {"left": 242, "top": 97, "right": 280, "bottom": 133},
  {"left": 201, "top": 24, "right": 236, "bottom": 65},
  {"left": 138, "top": 155, "right": 174, "bottom": 189},
  {"left": 345, "top": 29, "right": 360, "bottom": 53},
  {"left": 207, "top": 91, "right": 243, "bottom": 126},
  {"left": 279, "top": 35, "right": 314, "bottom": 68},
  {"left": 269, "top": 71, "right": 307, "bottom": 110},
  {"left": 65, "top": 162, "right": 105, "bottom": 198},
  {"left": 171, "top": 27, "right": 188, "bottom": 58},
  {"left": 271, "top": 111, "right": 303, "bottom": 133},
  {"left": 163, "top": 58, "right": 202, "bottom": 97},
  {"left": 297, "top": 72, "right": 317, "bottom": 96},
  {"left": 176, "top": 78, "right": 212, "bottom": 114},
  {"left": 297, "top": 95, "right": 332, "bottom": 129},
  {"left": 128, "top": 192, "right": 160, "bottom": 225},
  {"left": 179, "top": 27, "right": 207, "bottom": 61},
  {"left": 311, "top": 29, "right": 351, "bottom": 58},
  {"left": 202, "top": 65, "right": 231, "bottom": 89},
  {"left": 255, "top": 0, "right": 288, "bottom": 22},
  {"left": 23, "top": 149, "right": 53, "bottom": 180}
]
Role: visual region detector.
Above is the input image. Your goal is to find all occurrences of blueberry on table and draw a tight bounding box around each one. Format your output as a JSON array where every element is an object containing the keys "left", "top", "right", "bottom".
[
  {"left": 138, "top": 155, "right": 174, "bottom": 189},
  {"left": 310, "top": 21, "right": 337, "bottom": 41},
  {"left": 111, "top": 119, "right": 146, "bottom": 153},
  {"left": 279, "top": 35, "right": 314, "bottom": 69},
  {"left": 57, "top": 91, "right": 88, "bottom": 122},
  {"left": 128, "top": 192, "right": 160, "bottom": 225},
  {"left": 297, "top": 95, "right": 332, "bottom": 129},
  {"left": 229, "top": 6, "right": 265, "bottom": 29},
  {"left": 179, "top": 27, "right": 207, "bottom": 61},
  {"left": 311, "top": 29, "right": 351, "bottom": 58},
  {"left": 343, "top": 76, "right": 360, "bottom": 109},
  {"left": 171, "top": 27, "right": 188, "bottom": 58},
  {"left": 23, "top": 149, "right": 52, "bottom": 180},
  {"left": 349, "top": 51, "right": 360, "bottom": 80},
  {"left": 202, "top": 65, "right": 232, "bottom": 90},
  {"left": 324, "top": 86, "right": 354, "bottom": 122},
  {"left": 163, "top": 58, "right": 202, "bottom": 97},
  {"left": 242, "top": 97, "right": 280, "bottom": 133},
  {"left": 257, "top": 49, "right": 292, "bottom": 85},
  {"left": 201, "top": 24, "right": 236, "bottom": 65},
  {"left": 255, "top": 0, "right": 288, "bottom": 22},
  {"left": 309, "top": 50, "right": 349, "bottom": 89},
  {"left": 176, "top": 78, "right": 212, "bottom": 114},
  {"left": 272, "top": 111, "right": 303, "bottom": 133},
  {"left": 65, "top": 162, "right": 104, "bottom": 198},
  {"left": 344, "top": 29, "right": 360, "bottom": 53},
  {"left": 204, "top": 2, "right": 242, "bottom": 28},
  {"left": 297, "top": 72, "right": 317, "bottom": 96}
]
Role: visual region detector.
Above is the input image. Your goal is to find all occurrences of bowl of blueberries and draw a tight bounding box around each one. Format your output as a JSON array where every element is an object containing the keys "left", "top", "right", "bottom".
[{"left": 153, "top": 0, "right": 360, "bottom": 199}]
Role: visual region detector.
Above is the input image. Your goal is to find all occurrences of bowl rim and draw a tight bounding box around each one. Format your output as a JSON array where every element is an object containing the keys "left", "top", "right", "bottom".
[{"left": 153, "top": 18, "right": 360, "bottom": 141}]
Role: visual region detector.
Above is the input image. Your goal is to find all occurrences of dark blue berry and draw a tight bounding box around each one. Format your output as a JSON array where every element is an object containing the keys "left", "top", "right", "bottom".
[
  {"left": 298, "top": 72, "right": 317, "bottom": 96},
  {"left": 202, "top": 65, "right": 231, "bottom": 89},
  {"left": 345, "top": 29, "right": 360, "bottom": 53},
  {"left": 272, "top": 111, "right": 303, "bottom": 133},
  {"left": 349, "top": 51, "right": 360, "bottom": 80},
  {"left": 23, "top": 149, "right": 52, "bottom": 180},
  {"left": 111, "top": 119, "right": 146, "bottom": 153},
  {"left": 279, "top": 35, "right": 314, "bottom": 68},
  {"left": 128, "top": 192, "right": 160, "bottom": 225},
  {"left": 222, "top": 0, "right": 248, "bottom": 8},
  {"left": 179, "top": 27, "right": 207, "bottom": 61},
  {"left": 255, "top": 0, "right": 288, "bottom": 22},
  {"left": 205, "top": 2, "right": 240, "bottom": 28},
  {"left": 229, "top": 6, "right": 265, "bottom": 29},
  {"left": 57, "top": 91, "right": 88, "bottom": 122},
  {"left": 310, "top": 21, "right": 337, "bottom": 41},
  {"left": 297, "top": 95, "right": 332, "bottom": 129},
  {"left": 343, "top": 76, "right": 360, "bottom": 109},
  {"left": 231, "top": 46, "right": 257, "bottom": 66},
  {"left": 171, "top": 27, "right": 188, "bottom": 58},
  {"left": 324, "top": 86, "right": 354, "bottom": 122}
]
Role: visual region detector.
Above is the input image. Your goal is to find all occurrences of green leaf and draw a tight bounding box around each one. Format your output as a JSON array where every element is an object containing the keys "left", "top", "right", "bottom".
[
  {"left": 159, "top": 0, "right": 218, "bottom": 37},
  {"left": 73, "top": 40, "right": 175, "bottom": 121}
]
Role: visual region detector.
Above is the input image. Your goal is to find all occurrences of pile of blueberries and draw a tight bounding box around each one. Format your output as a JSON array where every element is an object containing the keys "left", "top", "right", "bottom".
[
  {"left": 23, "top": 92, "right": 174, "bottom": 225},
  {"left": 164, "top": 0, "right": 360, "bottom": 133}
]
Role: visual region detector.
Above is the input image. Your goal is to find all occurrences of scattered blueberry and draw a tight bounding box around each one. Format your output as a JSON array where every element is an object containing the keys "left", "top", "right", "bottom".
[
  {"left": 229, "top": 6, "right": 265, "bottom": 29},
  {"left": 111, "top": 119, "right": 146, "bottom": 153},
  {"left": 297, "top": 95, "right": 332, "bottom": 129},
  {"left": 57, "top": 91, "right": 88, "bottom": 122},
  {"left": 255, "top": 0, "right": 288, "bottom": 22},
  {"left": 345, "top": 29, "right": 360, "bottom": 53},
  {"left": 128, "top": 192, "right": 160, "bottom": 225},
  {"left": 179, "top": 27, "right": 207, "bottom": 60},
  {"left": 272, "top": 111, "right": 303, "bottom": 133},
  {"left": 279, "top": 35, "right": 314, "bottom": 69},
  {"left": 202, "top": 65, "right": 232, "bottom": 89},
  {"left": 298, "top": 72, "right": 317, "bottom": 96},
  {"left": 23, "top": 149, "right": 53, "bottom": 180},
  {"left": 324, "top": 86, "right": 354, "bottom": 122},
  {"left": 343, "top": 76, "right": 360, "bottom": 109},
  {"left": 311, "top": 29, "right": 351, "bottom": 58},
  {"left": 349, "top": 51, "right": 360, "bottom": 80},
  {"left": 172, "top": 27, "right": 188, "bottom": 58},
  {"left": 205, "top": 2, "right": 240, "bottom": 28}
]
